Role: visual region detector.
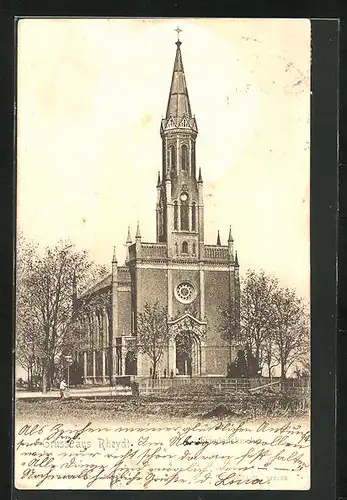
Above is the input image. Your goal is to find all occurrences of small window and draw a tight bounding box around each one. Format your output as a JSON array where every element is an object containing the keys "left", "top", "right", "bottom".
[
  {"left": 181, "top": 197, "right": 189, "bottom": 231},
  {"left": 182, "top": 241, "right": 188, "bottom": 254},
  {"left": 192, "top": 243, "right": 196, "bottom": 256}
]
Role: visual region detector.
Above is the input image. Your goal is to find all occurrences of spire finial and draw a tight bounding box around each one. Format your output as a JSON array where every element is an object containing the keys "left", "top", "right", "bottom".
[
  {"left": 157, "top": 170, "right": 161, "bottom": 187},
  {"left": 235, "top": 250, "right": 239, "bottom": 267},
  {"left": 112, "top": 246, "right": 117, "bottom": 263},
  {"left": 136, "top": 221, "right": 141, "bottom": 239},
  {"left": 217, "top": 230, "right": 221, "bottom": 246},
  {"left": 175, "top": 26, "right": 182, "bottom": 45}
]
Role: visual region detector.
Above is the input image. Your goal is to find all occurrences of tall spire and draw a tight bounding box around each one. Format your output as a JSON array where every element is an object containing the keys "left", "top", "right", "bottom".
[
  {"left": 216, "top": 230, "right": 221, "bottom": 246},
  {"left": 160, "top": 32, "right": 197, "bottom": 135},
  {"left": 165, "top": 34, "right": 192, "bottom": 120},
  {"left": 136, "top": 221, "right": 141, "bottom": 239}
]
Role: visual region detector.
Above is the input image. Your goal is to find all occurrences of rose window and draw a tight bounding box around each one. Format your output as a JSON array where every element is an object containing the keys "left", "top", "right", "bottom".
[{"left": 175, "top": 281, "right": 196, "bottom": 304}]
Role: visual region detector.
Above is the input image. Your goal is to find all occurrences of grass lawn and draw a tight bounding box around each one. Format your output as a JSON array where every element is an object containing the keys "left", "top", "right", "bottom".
[{"left": 15, "top": 390, "right": 310, "bottom": 423}]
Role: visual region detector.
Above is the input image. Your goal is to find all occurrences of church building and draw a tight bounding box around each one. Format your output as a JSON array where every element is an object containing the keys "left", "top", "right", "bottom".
[{"left": 75, "top": 36, "right": 240, "bottom": 383}]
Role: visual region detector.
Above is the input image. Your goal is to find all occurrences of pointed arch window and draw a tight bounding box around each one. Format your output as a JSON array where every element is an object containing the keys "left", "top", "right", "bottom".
[
  {"left": 182, "top": 241, "right": 188, "bottom": 255},
  {"left": 181, "top": 144, "right": 189, "bottom": 171},
  {"left": 180, "top": 194, "right": 189, "bottom": 231},
  {"left": 169, "top": 145, "right": 176, "bottom": 172},
  {"left": 192, "top": 202, "right": 196, "bottom": 231},
  {"left": 174, "top": 201, "right": 178, "bottom": 230}
]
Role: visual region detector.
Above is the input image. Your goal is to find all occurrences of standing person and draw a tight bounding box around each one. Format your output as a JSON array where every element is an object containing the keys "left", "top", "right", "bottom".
[{"left": 60, "top": 379, "right": 67, "bottom": 400}]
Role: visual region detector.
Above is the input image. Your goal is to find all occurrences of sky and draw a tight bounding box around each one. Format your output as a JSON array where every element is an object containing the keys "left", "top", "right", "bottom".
[{"left": 17, "top": 18, "right": 311, "bottom": 300}]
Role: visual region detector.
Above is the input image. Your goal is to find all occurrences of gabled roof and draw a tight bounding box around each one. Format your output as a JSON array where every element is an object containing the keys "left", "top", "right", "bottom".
[
  {"left": 78, "top": 266, "right": 131, "bottom": 299},
  {"left": 79, "top": 273, "right": 112, "bottom": 298}
]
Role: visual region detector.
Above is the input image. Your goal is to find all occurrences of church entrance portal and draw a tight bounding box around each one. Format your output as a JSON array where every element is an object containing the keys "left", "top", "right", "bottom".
[{"left": 175, "top": 331, "right": 200, "bottom": 376}]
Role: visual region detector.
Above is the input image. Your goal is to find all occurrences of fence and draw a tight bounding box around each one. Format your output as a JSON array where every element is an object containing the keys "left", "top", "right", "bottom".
[
  {"left": 137, "top": 376, "right": 310, "bottom": 396},
  {"left": 139, "top": 377, "right": 254, "bottom": 395}
]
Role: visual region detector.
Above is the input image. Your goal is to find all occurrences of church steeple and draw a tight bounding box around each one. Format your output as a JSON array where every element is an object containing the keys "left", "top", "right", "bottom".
[{"left": 157, "top": 32, "right": 203, "bottom": 259}]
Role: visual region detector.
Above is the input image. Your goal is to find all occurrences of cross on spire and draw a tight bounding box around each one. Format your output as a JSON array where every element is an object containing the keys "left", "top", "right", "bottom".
[{"left": 175, "top": 26, "right": 182, "bottom": 41}]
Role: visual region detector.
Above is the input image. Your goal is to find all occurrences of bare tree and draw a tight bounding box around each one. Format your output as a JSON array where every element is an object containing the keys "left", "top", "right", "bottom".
[
  {"left": 136, "top": 301, "right": 169, "bottom": 379},
  {"left": 16, "top": 234, "right": 43, "bottom": 386},
  {"left": 272, "top": 287, "right": 310, "bottom": 380},
  {"left": 240, "top": 269, "right": 279, "bottom": 370},
  {"left": 219, "top": 268, "right": 309, "bottom": 380},
  {"left": 262, "top": 324, "right": 280, "bottom": 378},
  {"left": 15, "top": 236, "right": 108, "bottom": 391},
  {"left": 219, "top": 296, "right": 240, "bottom": 364}
]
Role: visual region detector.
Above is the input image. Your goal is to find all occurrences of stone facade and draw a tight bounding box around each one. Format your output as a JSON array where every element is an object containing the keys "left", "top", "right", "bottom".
[{"left": 75, "top": 38, "right": 240, "bottom": 383}]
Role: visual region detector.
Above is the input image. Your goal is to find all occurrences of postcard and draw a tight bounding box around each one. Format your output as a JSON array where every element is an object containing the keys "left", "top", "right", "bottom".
[{"left": 15, "top": 18, "right": 311, "bottom": 490}]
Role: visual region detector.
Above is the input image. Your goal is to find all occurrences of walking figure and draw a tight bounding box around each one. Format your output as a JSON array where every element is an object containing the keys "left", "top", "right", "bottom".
[{"left": 60, "top": 379, "right": 67, "bottom": 400}]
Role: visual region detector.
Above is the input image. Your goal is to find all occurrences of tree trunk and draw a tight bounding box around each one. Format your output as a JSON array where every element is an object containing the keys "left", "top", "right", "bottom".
[
  {"left": 50, "top": 358, "right": 56, "bottom": 389},
  {"left": 280, "top": 361, "right": 286, "bottom": 391},
  {"left": 42, "top": 367, "right": 47, "bottom": 393},
  {"left": 255, "top": 345, "right": 261, "bottom": 374}
]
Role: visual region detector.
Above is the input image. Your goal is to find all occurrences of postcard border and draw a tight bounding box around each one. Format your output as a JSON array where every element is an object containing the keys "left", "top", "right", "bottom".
[{"left": 6, "top": 15, "right": 339, "bottom": 500}]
